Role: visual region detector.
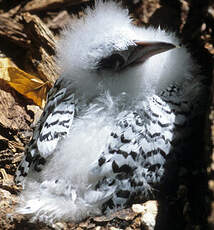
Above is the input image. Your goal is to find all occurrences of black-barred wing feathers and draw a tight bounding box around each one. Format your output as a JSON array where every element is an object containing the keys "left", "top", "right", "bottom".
[{"left": 15, "top": 79, "right": 75, "bottom": 183}]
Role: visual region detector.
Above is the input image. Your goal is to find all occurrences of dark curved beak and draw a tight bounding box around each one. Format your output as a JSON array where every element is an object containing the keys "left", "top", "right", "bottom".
[
  {"left": 97, "top": 41, "right": 176, "bottom": 72},
  {"left": 128, "top": 41, "right": 176, "bottom": 65}
]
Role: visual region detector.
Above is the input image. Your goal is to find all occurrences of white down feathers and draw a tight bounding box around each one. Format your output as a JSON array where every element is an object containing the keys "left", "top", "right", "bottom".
[
  {"left": 17, "top": 95, "right": 138, "bottom": 223},
  {"left": 16, "top": 0, "right": 203, "bottom": 224},
  {"left": 56, "top": 1, "right": 197, "bottom": 99}
]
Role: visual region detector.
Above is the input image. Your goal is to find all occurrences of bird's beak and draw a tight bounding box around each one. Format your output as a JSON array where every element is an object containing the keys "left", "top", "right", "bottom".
[
  {"left": 97, "top": 41, "right": 176, "bottom": 71},
  {"left": 128, "top": 41, "right": 176, "bottom": 65}
]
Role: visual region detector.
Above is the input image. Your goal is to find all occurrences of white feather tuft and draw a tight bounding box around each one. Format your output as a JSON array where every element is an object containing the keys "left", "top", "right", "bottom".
[
  {"left": 16, "top": 0, "right": 204, "bottom": 224},
  {"left": 17, "top": 94, "right": 123, "bottom": 223},
  {"left": 17, "top": 180, "right": 106, "bottom": 223},
  {"left": 56, "top": 1, "right": 199, "bottom": 100}
]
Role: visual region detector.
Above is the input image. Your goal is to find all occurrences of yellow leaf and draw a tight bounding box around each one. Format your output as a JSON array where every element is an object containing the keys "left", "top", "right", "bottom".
[
  {"left": 8, "top": 67, "right": 51, "bottom": 108},
  {"left": 0, "top": 57, "right": 52, "bottom": 108}
]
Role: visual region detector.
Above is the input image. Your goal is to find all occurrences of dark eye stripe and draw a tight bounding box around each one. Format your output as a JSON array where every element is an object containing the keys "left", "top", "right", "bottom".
[{"left": 98, "top": 53, "right": 125, "bottom": 70}]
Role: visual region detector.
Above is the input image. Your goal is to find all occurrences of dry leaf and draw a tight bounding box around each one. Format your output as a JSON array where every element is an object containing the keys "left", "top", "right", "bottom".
[
  {"left": 0, "top": 57, "right": 52, "bottom": 108},
  {"left": 8, "top": 67, "right": 51, "bottom": 108}
]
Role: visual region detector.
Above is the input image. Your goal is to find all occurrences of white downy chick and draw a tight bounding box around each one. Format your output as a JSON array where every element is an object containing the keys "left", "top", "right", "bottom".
[{"left": 15, "top": 1, "right": 205, "bottom": 224}]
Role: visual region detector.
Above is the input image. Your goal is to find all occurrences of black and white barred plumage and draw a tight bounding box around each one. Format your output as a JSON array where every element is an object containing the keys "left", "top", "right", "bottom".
[{"left": 15, "top": 1, "right": 205, "bottom": 224}]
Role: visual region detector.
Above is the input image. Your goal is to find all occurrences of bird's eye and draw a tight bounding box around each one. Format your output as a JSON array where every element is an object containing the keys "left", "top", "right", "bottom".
[{"left": 98, "top": 53, "right": 125, "bottom": 71}]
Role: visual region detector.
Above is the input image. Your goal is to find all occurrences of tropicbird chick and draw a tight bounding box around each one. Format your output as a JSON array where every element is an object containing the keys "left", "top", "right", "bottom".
[{"left": 15, "top": 1, "right": 205, "bottom": 224}]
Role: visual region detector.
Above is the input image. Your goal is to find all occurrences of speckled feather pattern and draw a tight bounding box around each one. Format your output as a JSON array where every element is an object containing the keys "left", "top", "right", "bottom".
[{"left": 15, "top": 1, "right": 205, "bottom": 224}]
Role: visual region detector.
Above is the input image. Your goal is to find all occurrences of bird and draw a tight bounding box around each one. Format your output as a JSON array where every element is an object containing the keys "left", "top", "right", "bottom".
[{"left": 15, "top": 0, "right": 205, "bottom": 224}]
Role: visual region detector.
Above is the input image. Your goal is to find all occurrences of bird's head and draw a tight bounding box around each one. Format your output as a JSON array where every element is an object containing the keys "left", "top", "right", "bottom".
[{"left": 56, "top": 1, "right": 194, "bottom": 100}]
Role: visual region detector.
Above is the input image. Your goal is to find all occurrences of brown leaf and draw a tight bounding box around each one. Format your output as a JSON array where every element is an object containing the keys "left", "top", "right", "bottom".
[
  {"left": 8, "top": 67, "right": 51, "bottom": 108},
  {"left": 0, "top": 58, "right": 51, "bottom": 108}
]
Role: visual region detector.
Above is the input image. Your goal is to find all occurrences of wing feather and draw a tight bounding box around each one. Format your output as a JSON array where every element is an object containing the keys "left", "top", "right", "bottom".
[
  {"left": 15, "top": 78, "right": 75, "bottom": 183},
  {"left": 37, "top": 93, "right": 75, "bottom": 157}
]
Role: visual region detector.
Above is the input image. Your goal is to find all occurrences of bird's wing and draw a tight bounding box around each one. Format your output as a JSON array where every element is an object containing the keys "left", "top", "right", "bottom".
[
  {"left": 89, "top": 96, "right": 176, "bottom": 210},
  {"left": 37, "top": 86, "right": 75, "bottom": 156},
  {"left": 15, "top": 78, "right": 75, "bottom": 183}
]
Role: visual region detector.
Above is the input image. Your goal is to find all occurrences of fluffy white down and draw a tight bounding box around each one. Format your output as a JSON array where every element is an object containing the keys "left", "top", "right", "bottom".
[
  {"left": 17, "top": 94, "right": 123, "bottom": 223},
  {"left": 17, "top": 0, "right": 202, "bottom": 224},
  {"left": 56, "top": 1, "right": 197, "bottom": 99}
]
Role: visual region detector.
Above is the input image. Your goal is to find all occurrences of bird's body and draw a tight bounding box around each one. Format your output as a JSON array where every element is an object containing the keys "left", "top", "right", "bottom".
[{"left": 15, "top": 1, "right": 205, "bottom": 224}]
